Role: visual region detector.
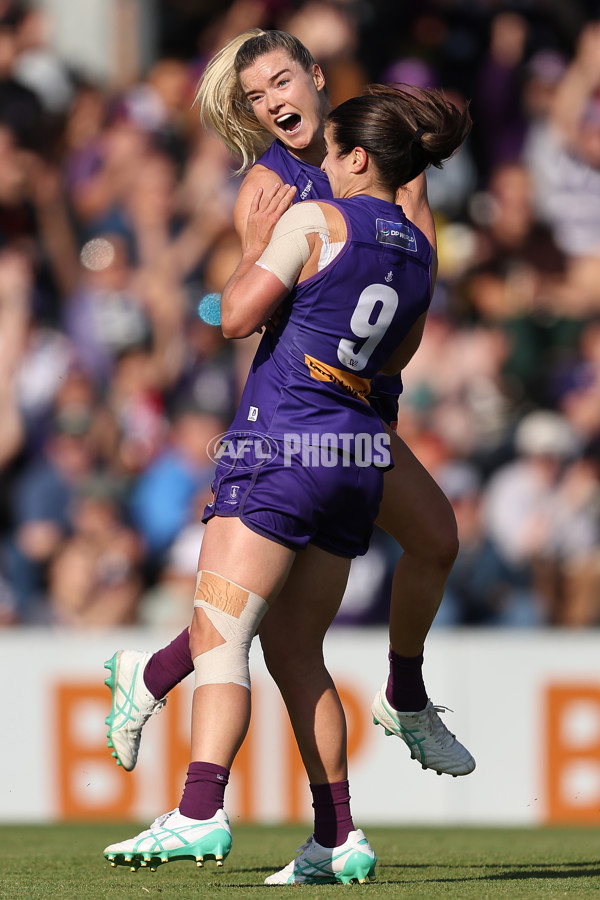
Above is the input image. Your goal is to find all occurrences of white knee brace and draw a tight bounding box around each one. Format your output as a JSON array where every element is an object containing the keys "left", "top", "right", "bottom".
[{"left": 193, "top": 570, "right": 269, "bottom": 690}]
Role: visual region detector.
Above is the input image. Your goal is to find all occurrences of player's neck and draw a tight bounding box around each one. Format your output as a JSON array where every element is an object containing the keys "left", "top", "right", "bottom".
[{"left": 287, "top": 136, "right": 326, "bottom": 169}]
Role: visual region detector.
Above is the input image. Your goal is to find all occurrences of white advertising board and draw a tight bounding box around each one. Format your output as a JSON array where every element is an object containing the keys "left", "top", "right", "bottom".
[{"left": 1, "top": 628, "right": 599, "bottom": 826}]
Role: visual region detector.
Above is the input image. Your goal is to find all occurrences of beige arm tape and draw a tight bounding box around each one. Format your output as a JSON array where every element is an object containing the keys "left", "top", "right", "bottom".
[
  {"left": 193, "top": 570, "right": 269, "bottom": 690},
  {"left": 256, "top": 201, "right": 330, "bottom": 290}
]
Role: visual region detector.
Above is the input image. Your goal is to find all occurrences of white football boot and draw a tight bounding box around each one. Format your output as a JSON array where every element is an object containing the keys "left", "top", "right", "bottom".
[
  {"left": 264, "top": 831, "right": 376, "bottom": 885},
  {"left": 104, "top": 650, "right": 166, "bottom": 771},
  {"left": 371, "top": 687, "right": 475, "bottom": 776},
  {"left": 103, "top": 808, "right": 232, "bottom": 871}
]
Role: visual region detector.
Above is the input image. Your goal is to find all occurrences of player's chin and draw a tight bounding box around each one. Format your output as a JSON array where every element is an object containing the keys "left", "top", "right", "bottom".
[{"left": 282, "top": 129, "right": 312, "bottom": 150}]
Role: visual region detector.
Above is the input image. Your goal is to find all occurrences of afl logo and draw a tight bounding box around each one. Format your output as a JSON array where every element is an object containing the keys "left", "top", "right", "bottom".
[{"left": 207, "top": 431, "right": 280, "bottom": 469}]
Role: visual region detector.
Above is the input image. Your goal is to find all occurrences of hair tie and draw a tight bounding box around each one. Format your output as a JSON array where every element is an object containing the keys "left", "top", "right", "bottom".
[{"left": 412, "top": 126, "right": 426, "bottom": 147}]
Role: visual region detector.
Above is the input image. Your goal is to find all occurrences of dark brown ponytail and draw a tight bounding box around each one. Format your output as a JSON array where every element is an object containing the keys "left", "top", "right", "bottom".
[{"left": 327, "top": 83, "right": 472, "bottom": 191}]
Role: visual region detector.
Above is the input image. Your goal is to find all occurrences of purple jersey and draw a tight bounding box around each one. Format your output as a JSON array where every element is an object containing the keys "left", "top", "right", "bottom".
[
  {"left": 256, "top": 139, "right": 331, "bottom": 203},
  {"left": 256, "top": 140, "right": 404, "bottom": 420},
  {"left": 228, "top": 194, "right": 432, "bottom": 451}
]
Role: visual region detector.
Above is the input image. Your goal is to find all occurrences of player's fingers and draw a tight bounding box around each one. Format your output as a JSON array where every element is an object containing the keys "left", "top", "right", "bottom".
[
  {"left": 265, "top": 182, "right": 295, "bottom": 212},
  {"left": 276, "top": 184, "right": 297, "bottom": 212},
  {"left": 249, "top": 186, "right": 264, "bottom": 214},
  {"left": 263, "top": 182, "right": 283, "bottom": 206}
]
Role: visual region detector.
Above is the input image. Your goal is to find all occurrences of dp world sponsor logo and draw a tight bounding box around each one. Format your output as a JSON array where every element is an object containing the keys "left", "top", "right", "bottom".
[
  {"left": 207, "top": 431, "right": 279, "bottom": 469},
  {"left": 376, "top": 218, "right": 417, "bottom": 251}
]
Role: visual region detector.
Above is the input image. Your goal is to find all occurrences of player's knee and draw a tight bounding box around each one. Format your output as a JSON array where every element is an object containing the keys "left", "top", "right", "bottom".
[
  {"left": 399, "top": 512, "right": 459, "bottom": 572},
  {"left": 260, "top": 631, "right": 321, "bottom": 685},
  {"left": 192, "top": 570, "right": 268, "bottom": 690},
  {"left": 431, "top": 521, "right": 460, "bottom": 571},
  {"left": 259, "top": 630, "right": 291, "bottom": 680}
]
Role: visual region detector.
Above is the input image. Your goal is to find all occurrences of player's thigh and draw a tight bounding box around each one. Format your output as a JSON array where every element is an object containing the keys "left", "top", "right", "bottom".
[
  {"left": 198, "top": 514, "right": 296, "bottom": 604},
  {"left": 376, "top": 425, "right": 458, "bottom": 559}
]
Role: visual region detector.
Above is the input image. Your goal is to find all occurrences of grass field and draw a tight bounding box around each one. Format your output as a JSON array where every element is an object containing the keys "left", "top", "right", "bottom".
[{"left": 1, "top": 822, "right": 598, "bottom": 899}]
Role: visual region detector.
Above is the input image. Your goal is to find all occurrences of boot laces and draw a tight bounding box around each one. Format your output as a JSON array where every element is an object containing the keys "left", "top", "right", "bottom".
[{"left": 427, "top": 704, "right": 457, "bottom": 748}]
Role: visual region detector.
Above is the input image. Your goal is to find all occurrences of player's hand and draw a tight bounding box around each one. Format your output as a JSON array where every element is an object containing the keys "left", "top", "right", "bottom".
[{"left": 244, "top": 182, "right": 296, "bottom": 254}]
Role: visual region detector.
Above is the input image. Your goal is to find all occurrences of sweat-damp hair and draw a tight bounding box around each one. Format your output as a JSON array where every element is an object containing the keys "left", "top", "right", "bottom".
[
  {"left": 195, "top": 29, "right": 318, "bottom": 172},
  {"left": 326, "top": 84, "right": 472, "bottom": 192}
]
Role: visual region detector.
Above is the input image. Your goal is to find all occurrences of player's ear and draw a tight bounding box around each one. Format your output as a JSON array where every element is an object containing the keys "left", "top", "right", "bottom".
[
  {"left": 352, "top": 146, "right": 368, "bottom": 173},
  {"left": 312, "top": 64, "right": 326, "bottom": 92}
]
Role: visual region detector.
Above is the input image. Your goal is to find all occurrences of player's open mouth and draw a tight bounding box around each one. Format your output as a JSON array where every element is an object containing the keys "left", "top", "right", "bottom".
[{"left": 276, "top": 113, "right": 302, "bottom": 135}]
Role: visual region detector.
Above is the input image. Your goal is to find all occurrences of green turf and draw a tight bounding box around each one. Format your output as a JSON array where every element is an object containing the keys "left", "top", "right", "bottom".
[{"left": 1, "top": 822, "right": 598, "bottom": 899}]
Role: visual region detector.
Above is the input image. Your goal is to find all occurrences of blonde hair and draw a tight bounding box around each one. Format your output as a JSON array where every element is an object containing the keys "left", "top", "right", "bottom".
[
  {"left": 195, "top": 29, "right": 272, "bottom": 172},
  {"left": 195, "top": 29, "right": 319, "bottom": 172}
]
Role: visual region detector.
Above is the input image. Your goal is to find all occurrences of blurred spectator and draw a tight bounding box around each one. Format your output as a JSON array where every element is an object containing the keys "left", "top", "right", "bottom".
[
  {"left": 39, "top": 529, "right": 142, "bottom": 628},
  {"left": 128, "top": 404, "right": 223, "bottom": 564},
  {"left": 525, "top": 23, "right": 600, "bottom": 310},
  {"left": 63, "top": 233, "right": 153, "bottom": 386},
  {"left": 139, "top": 490, "right": 209, "bottom": 628},
  {"left": 556, "top": 317, "right": 600, "bottom": 444},
  {"left": 0, "top": 2, "right": 45, "bottom": 151},
  {"left": 6, "top": 405, "right": 97, "bottom": 617},
  {"left": 280, "top": 0, "right": 367, "bottom": 106},
  {"left": 0, "top": 247, "right": 28, "bottom": 465},
  {"left": 473, "top": 12, "right": 530, "bottom": 181},
  {"left": 65, "top": 115, "right": 152, "bottom": 236},
  {"left": 119, "top": 57, "right": 194, "bottom": 168},
  {"left": 463, "top": 161, "right": 582, "bottom": 409},
  {"left": 482, "top": 410, "right": 600, "bottom": 626},
  {"left": 12, "top": 3, "right": 75, "bottom": 115},
  {"left": 436, "top": 461, "right": 541, "bottom": 626},
  {"left": 401, "top": 312, "right": 517, "bottom": 470},
  {"left": 0, "top": 572, "right": 17, "bottom": 626},
  {"left": 171, "top": 312, "right": 237, "bottom": 423}
]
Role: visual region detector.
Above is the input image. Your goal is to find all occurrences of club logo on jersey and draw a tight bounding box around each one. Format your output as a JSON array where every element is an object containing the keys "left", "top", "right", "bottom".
[
  {"left": 385, "top": 271, "right": 393, "bottom": 282},
  {"left": 248, "top": 406, "right": 259, "bottom": 422},
  {"left": 376, "top": 218, "right": 417, "bottom": 252}
]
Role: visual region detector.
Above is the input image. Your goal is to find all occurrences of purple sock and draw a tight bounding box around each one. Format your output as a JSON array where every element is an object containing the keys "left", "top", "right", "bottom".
[
  {"left": 179, "top": 761, "right": 230, "bottom": 820},
  {"left": 386, "top": 647, "right": 427, "bottom": 712},
  {"left": 143, "top": 628, "right": 194, "bottom": 699},
  {"left": 310, "top": 780, "right": 354, "bottom": 848}
]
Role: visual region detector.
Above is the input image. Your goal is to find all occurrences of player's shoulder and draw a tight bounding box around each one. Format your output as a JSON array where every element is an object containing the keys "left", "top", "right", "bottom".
[
  {"left": 279, "top": 199, "right": 333, "bottom": 226},
  {"left": 234, "top": 165, "right": 290, "bottom": 237},
  {"left": 240, "top": 164, "right": 284, "bottom": 194}
]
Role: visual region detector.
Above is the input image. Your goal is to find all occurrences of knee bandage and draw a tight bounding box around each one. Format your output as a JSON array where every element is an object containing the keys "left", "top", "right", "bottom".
[{"left": 193, "top": 570, "right": 269, "bottom": 690}]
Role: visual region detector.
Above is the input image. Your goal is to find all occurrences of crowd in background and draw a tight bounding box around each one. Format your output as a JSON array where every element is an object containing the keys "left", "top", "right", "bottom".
[{"left": 1, "top": 0, "right": 600, "bottom": 629}]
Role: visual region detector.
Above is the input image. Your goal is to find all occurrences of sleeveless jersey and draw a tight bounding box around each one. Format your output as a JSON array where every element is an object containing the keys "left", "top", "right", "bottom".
[
  {"left": 254, "top": 141, "right": 405, "bottom": 415},
  {"left": 256, "top": 139, "right": 331, "bottom": 203},
  {"left": 228, "top": 194, "right": 433, "bottom": 450}
]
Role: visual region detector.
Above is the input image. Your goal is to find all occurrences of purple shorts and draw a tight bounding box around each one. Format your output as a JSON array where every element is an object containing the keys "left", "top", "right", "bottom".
[{"left": 202, "top": 439, "right": 384, "bottom": 558}]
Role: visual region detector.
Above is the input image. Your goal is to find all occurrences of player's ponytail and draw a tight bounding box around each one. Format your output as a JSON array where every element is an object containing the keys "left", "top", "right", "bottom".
[{"left": 327, "top": 84, "right": 472, "bottom": 191}]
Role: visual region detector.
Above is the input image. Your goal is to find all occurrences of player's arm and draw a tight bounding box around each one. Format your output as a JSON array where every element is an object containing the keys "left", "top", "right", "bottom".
[
  {"left": 380, "top": 311, "right": 428, "bottom": 376},
  {"left": 234, "top": 165, "right": 296, "bottom": 246},
  {"left": 222, "top": 190, "right": 324, "bottom": 339}
]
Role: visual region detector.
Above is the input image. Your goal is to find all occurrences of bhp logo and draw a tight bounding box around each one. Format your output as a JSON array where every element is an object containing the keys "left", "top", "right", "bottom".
[
  {"left": 545, "top": 684, "right": 600, "bottom": 823},
  {"left": 54, "top": 680, "right": 366, "bottom": 821}
]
